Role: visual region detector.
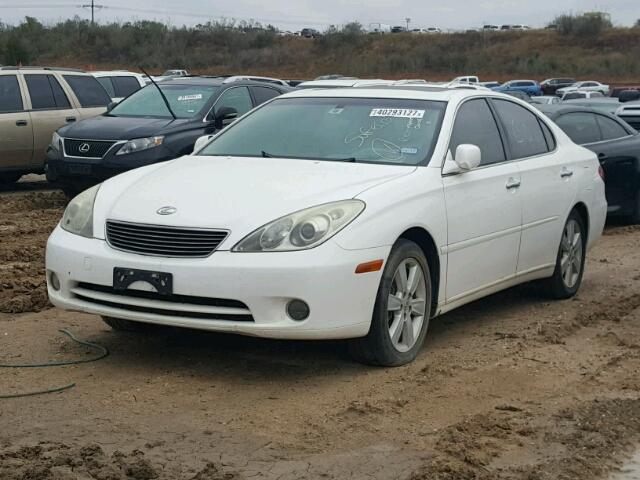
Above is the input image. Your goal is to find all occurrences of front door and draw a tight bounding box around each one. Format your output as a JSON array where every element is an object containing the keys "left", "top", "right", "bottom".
[{"left": 443, "top": 98, "right": 522, "bottom": 302}]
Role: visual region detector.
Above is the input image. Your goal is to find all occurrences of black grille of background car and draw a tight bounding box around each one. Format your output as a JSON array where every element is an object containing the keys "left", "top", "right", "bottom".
[
  {"left": 64, "top": 139, "right": 117, "bottom": 158},
  {"left": 106, "top": 220, "right": 229, "bottom": 257}
]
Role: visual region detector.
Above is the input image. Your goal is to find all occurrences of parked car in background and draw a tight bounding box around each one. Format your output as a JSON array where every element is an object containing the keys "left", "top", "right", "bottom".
[
  {"left": 557, "top": 81, "right": 610, "bottom": 97},
  {"left": 46, "top": 86, "right": 606, "bottom": 367},
  {"left": 616, "top": 101, "right": 640, "bottom": 130},
  {"left": 91, "top": 71, "right": 147, "bottom": 103},
  {"left": 542, "top": 106, "right": 640, "bottom": 222},
  {"left": 296, "top": 79, "right": 392, "bottom": 89},
  {"left": 618, "top": 90, "right": 640, "bottom": 103},
  {"left": 425, "top": 27, "right": 442, "bottom": 33},
  {"left": 479, "top": 81, "right": 501, "bottom": 89},
  {"left": 221, "top": 75, "right": 290, "bottom": 87},
  {"left": 45, "top": 77, "right": 291, "bottom": 196},
  {"left": 391, "top": 26, "right": 407, "bottom": 33},
  {"left": 561, "top": 91, "right": 605, "bottom": 101},
  {"left": 452, "top": 76, "right": 479, "bottom": 84},
  {"left": 561, "top": 98, "right": 622, "bottom": 115},
  {"left": 152, "top": 69, "right": 189, "bottom": 83},
  {"left": 503, "top": 90, "right": 531, "bottom": 101},
  {"left": 530, "top": 95, "right": 561, "bottom": 106},
  {"left": 493, "top": 80, "right": 542, "bottom": 96},
  {"left": 540, "top": 78, "right": 577, "bottom": 95},
  {"left": 511, "top": 24, "right": 531, "bottom": 30},
  {"left": 610, "top": 86, "right": 640, "bottom": 98},
  {"left": 300, "top": 28, "right": 321, "bottom": 38},
  {"left": 0, "top": 66, "right": 110, "bottom": 184},
  {"left": 482, "top": 25, "right": 500, "bottom": 31},
  {"left": 500, "top": 25, "right": 512, "bottom": 30}
]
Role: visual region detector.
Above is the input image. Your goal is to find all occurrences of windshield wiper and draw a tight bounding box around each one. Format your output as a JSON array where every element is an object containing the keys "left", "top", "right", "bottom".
[{"left": 261, "top": 151, "right": 357, "bottom": 162}]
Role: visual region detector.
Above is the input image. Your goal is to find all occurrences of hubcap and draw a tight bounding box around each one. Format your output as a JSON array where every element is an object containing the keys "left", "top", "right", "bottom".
[
  {"left": 560, "top": 219, "right": 583, "bottom": 289},
  {"left": 387, "top": 258, "right": 427, "bottom": 353}
]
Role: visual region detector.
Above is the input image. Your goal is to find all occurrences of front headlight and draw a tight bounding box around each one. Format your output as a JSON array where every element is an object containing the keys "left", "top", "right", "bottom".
[
  {"left": 60, "top": 184, "right": 101, "bottom": 238},
  {"left": 51, "top": 131, "right": 62, "bottom": 151},
  {"left": 116, "top": 136, "right": 164, "bottom": 156},
  {"left": 233, "top": 200, "right": 365, "bottom": 252}
]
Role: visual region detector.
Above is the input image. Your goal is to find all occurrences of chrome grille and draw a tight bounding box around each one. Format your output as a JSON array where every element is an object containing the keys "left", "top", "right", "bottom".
[
  {"left": 106, "top": 221, "right": 229, "bottom": 257},
  {"left": 64, "top": 139, "right": 117, "bottom": 158}
]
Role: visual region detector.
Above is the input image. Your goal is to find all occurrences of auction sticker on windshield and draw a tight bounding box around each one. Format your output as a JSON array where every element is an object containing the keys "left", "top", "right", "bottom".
[
  {"left": 178, "top": 94, "right": 203, "bottom": 101},
  {"left": 370, "top": 108, "right": 425, "bottom": 119}
]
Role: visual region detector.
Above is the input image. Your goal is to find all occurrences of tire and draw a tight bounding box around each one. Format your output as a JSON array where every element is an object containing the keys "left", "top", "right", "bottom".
[
  {"left": 0, "top": 172, "right": 22, "bottom": 184},
  {"left": 348, "top": 239, "right": 432, "bottom": 367},
  {"left": 61, "top": 185, "right": 80, "bottom": 200},
  {"left": 101, "top": 316, "right": 158, "bottom": 332},
  {"left": 540, "top": 210, "right": 587, "bottom": 299}
]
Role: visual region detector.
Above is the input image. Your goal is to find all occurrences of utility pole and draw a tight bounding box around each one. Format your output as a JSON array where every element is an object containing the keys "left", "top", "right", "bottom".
[
  {"left": 82, "top": 0, "right": 105, "bottom": 26},
  {"left": 405, "top": 17, "right": 411, "bottom": 31}
]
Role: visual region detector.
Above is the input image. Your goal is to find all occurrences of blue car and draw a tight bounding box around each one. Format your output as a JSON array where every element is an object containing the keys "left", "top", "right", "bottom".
[{"left": 492, "top": 80, "right": 542, "bottom": 97}]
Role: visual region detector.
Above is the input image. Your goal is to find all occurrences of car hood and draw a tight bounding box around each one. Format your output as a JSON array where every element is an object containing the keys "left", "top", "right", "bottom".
[
  {"left": 58, "top": 115, "right": 192, "bottom": 140},
  {"left": 93, "top": 156, "right": 416, "bottom": 246}
]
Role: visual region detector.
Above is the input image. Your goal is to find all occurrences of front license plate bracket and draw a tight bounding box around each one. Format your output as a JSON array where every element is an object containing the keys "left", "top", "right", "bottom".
[{"left": 113, "top": 268, "right": 173, "bottom": 296}]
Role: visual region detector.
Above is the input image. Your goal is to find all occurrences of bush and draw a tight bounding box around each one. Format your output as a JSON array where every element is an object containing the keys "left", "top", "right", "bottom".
[{"left": 554, "top": 12, "right": 612, "bottom": 38}]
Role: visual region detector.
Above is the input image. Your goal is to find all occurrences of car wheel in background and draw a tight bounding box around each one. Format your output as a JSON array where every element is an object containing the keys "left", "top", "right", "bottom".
[
  {"left": 541, "top": 210, "right": 586, "bottom": 299},
  {"left": 102, "top": 316, "right": 160, "bottom": 332},
  {"left": 60, "top": 186, "right": 80, "bottom": 200},
  {"left": 348, "top": 239, "right": 432, "bottom": 367},
  {"left": 0, "top": 172, "right": 23, "bottom": 184}
]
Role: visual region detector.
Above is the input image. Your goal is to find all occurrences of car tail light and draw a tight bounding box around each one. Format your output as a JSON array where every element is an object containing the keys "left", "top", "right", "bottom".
[{"left": 598, "top": 165, "right": 605, "bottom": 181}]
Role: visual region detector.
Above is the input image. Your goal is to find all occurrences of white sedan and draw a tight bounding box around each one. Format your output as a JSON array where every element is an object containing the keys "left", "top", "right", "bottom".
[
  {"left": 46, "top": 87, "right": 607, "bottom": 366},
  {"left": 556, "top": 81, "right": 610, "bottom": 97}
]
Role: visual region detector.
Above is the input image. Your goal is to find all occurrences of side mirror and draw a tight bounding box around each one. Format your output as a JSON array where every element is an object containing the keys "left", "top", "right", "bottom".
[
  {"left": 193, "top": 135, "right": 214, "bottom": 153},
  {"left": 454, "top": 144, "right": 482, "bottom": 170},
  {"left": 106, "top": 101, "right": 118, "bottom": 112},
  {"left": 214, "top": 107, "right": 238, "bottom": 129}
]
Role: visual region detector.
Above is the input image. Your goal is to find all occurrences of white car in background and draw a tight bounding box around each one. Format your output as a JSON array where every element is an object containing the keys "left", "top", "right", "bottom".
[
  {"left": 46, "top": 87, "right": 607, "bottom": 366},
  {"left": 90, "top": 71, "right": 147, "bottom": 103},
  {"left": 557, "top": 81, "right": 610, "bottom": 97},
  {"left": 452, "top": 76, "right": 479, "bottom": 84},
  {"left": 561, "top": 90, "right": 605, "bottom": 101}
]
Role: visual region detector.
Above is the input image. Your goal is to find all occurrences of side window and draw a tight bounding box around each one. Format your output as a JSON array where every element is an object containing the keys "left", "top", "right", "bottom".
[
  {"left": 250, "top": 86, "right": 281, "bottom": 106},
  {"left": 112, "top": 76, "right": 141, "bottom": 98},
  {"left": 450, "top": 98, "right": 505, "bottom": 166},
  {"left": 49, "top": 75, "right": 71, "bottom": 108},
  {"left": 215, "top": 87, "right": 253, "bottom": 117},
  {"left": 63, "top": 75, "right": 111, "bottom": 107},
  {"left": 97, "top": 77, "right": 116, "bottom": 98},
  {"left": 25, "top": 74, "right": 70, "bottom": 110},
  {"left": 555, "top": 113, "right": 602, "bottom": 145},
  {"left": 492, "top": 99, "right": 549, "bottom": 158},
  {"left": 0, "top": 75, "right": 23, "bottom": 113},
  {"left": 596, "top": 115, "right": 629, "bottom": 141}
]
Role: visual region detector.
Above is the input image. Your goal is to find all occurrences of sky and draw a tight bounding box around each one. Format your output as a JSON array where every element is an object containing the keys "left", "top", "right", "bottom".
[{"left": 0, "top": 0, "right": 638, "bottom": 30}]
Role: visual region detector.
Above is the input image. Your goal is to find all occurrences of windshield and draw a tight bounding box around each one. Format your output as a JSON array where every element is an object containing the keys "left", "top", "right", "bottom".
[
  {"left": 199, "top": 97, "right": 447, "bottom": 165},
  {"left": 109, "top": 84, "right": 219, "bottom": 119}
]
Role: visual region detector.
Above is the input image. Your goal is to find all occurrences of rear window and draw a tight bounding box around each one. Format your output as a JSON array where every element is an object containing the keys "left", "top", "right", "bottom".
[
  {"left": 63, "top": 75, "right": 111, "bottom": 107},
  {"left": 556, "top": 112, "right": 601, "bottom": 144},
  {"left": 112, "top": 76, "right": 142, "bottom": 98},
  {"left": 0, "top": 75, "right": 23, "bottom": 113}
]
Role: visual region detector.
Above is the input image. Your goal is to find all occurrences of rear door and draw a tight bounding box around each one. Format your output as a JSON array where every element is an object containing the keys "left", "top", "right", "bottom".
[
  {"left": 61, "top": 74, "right": 111, "bottom": 119},
  {"left": 443, "top": 98, "right": 522, "bottom": 302},
  {"left": 492, "top": 99, "right": 576, "bottom": 273},
  {"left": 24, "top": 73, "right": 79, "bottom": 167},
  {"left": 0, "top": 74, "right": 33, "bottom": 170}
]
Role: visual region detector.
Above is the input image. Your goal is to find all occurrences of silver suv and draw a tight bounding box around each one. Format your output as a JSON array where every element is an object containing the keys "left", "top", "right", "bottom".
[{"left": 0, "top": 67, "right": 110, "bottom": 183}]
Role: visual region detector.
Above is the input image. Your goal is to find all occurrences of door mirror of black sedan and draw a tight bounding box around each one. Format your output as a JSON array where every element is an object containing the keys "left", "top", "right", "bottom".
[{"left": 214, "top": 107, "right": 239, "bottom": 129}]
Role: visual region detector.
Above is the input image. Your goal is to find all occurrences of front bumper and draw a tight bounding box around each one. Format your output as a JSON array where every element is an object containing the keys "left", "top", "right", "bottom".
[
  {"left": 45, "top": 144, "right": 177, "bottom": 189},
  {"left": 46, "top": 226, "right": 389, "bottom": 340}
]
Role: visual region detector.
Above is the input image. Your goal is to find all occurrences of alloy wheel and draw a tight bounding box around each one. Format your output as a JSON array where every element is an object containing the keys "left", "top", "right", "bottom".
[{"left": 560, "top": 218, "right": 583, "bottom": 289}]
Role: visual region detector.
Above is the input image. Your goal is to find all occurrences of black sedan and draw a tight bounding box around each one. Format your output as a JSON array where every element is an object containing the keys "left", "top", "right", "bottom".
[
  {"left": 46, "top": 77, "right": 292, "bottom": 196},
  {"left": 541, "top": 106, "right": 640, "bottom": 222}
]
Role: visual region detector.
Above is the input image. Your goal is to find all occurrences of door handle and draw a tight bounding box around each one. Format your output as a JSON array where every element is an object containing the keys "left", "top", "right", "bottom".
[
  {"left": 65, "top": 116, "right": 76, "bottom": 123},
  {"left": 560, "top": 168, "right": 574, "bottom": 178},
  {"left": 15, "top": 120, "right": 28, "bottom": 127},
  {"left": 505, "top": 177, "right": 521, "bottom": 190}
]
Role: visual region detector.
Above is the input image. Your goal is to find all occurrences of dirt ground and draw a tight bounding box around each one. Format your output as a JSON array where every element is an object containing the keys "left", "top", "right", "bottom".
[{"left": 1, "top": 179, "right": 640, "bottom": 480}]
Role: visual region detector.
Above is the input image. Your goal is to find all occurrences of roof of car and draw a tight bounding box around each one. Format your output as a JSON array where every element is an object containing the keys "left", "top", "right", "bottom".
[
  {"left": 280, "top": 85, "right": 517, "bottom": 102},
  {"left": 158, "top": 76, "right": 290, "bottom": 89}
]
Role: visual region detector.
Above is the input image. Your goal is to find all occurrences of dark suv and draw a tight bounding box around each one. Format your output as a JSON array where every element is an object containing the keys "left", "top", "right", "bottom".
[
  {"left": 540, "top": 78, "right": 576, "bottom": 95},
  {"left": 45, "top": 77, "right": 292, "bottom": 195}
]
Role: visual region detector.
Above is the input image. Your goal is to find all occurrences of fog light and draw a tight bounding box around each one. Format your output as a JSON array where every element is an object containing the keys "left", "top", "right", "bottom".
[
  {"left": 287, "top": 300, "right": 310, "bottom": 321},
  {"left": 49, "top": 271, "right": 61, "bottom": 291}
]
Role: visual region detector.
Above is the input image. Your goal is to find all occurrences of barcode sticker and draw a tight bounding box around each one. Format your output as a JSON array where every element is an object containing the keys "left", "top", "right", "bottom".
[{"left": 370, "top": 108, "right": 425, "bottom": 118}]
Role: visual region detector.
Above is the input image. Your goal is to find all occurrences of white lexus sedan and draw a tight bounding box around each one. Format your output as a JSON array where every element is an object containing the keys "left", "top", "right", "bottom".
[{"left": 46, "top": 87, "right": 607, "bottom": 366}]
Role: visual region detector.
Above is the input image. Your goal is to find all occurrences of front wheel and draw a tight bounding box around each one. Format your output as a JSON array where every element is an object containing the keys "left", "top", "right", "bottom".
[
  {"left": 348, "top": 239, "right": 432, "bottom": 367},
  {"left": 541, "top": 211, "right": 586, "bottom": 299}
]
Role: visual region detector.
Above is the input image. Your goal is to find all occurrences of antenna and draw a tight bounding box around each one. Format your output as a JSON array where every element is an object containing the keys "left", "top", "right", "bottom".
[{"left": 139, "top": 66, "right": 177, "bottom": 121}]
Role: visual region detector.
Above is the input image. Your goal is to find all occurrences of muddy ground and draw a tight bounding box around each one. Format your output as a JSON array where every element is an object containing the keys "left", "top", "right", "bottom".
[{"left": 1, "top": 179, "right": 639, "bottom": 479}]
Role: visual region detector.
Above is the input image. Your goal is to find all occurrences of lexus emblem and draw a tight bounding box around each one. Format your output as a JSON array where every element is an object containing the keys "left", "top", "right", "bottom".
[
  {"left": 157, "top": 206, "right": 177, "bottom": 215},
  {"left": 79, "top": 143, "right": 91, "bottom": 153}
]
